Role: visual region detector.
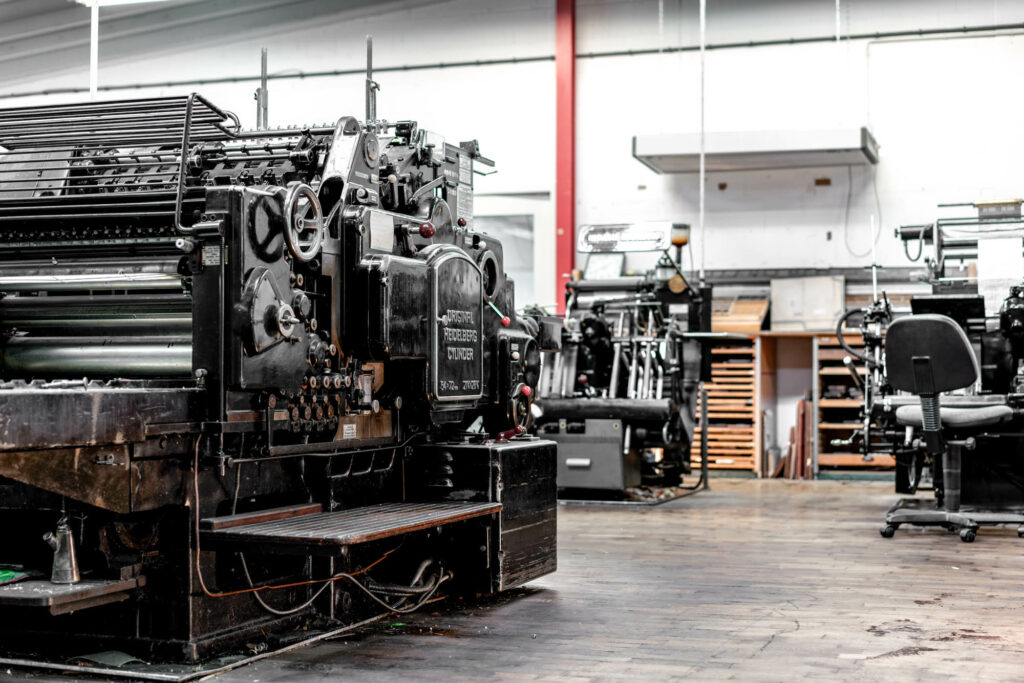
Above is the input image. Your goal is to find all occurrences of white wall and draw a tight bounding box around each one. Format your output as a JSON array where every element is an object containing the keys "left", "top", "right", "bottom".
[
  {"left": 576, "top": 2, "right": 1024, "bottom": 275},
  {"left": 2, "top": 0, "right": 1024, "bottom": 305}
]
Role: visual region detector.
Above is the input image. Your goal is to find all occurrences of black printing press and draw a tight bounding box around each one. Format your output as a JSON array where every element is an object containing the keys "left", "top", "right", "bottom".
[
  {"left": 0, "top": 64, "right": 558, "bottom": 664},
  {"left": 841, "top": 202, "right": 1024, "bottom": 541},
  {"left": 533, "top": 223, "right": 712, "bottom": 493}
]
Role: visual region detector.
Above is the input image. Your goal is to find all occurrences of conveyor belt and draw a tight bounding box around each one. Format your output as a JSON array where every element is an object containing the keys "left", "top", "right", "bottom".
[{"left": 202, "top": 501, "right": 501, "bottom": 552}]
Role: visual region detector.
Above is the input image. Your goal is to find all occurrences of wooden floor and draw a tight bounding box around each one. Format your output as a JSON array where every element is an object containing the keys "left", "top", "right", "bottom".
[
  {"left": 202, "top": 478, "right": 1024, "bottom": 681},
  {"left": 11, "top": 478, "right": 1024, "bottom": 681}
]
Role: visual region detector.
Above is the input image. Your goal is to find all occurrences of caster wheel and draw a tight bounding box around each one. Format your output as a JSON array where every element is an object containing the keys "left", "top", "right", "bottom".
[
  {"left": 880, "top": 525, "right": 896, "bottom": 539},
  {"left": 959, "top": 529, "right": 977, "bottom": 543},
  {"left": 1017, "top": 526, "right": 1024, "bottom": 538}
]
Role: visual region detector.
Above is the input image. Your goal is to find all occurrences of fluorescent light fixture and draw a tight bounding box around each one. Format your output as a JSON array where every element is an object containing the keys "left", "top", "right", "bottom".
[{"left": 72, "top": 0, "right": 176, "bottom": 6}]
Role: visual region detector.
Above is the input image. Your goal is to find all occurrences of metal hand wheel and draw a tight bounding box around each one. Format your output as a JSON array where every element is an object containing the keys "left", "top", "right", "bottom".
[{"left": 282, "top": 182, "right": 324, "bottom": 262}]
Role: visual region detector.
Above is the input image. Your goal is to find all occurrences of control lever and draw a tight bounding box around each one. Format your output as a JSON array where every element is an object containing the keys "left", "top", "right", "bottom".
[
  {"left": 494, "top": 425, "right": 525, "bottom": 443},
  {"left": 842, "top": 356, "right": 864, "bottom": 391},
  {"left": 830, "top": 433, "right": 858, "bottom": 448}
]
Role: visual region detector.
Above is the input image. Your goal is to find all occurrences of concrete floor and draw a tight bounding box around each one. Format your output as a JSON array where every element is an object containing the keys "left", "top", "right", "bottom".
[{"left": 209, "top": 478, "right": 1024, "bottom": 681}]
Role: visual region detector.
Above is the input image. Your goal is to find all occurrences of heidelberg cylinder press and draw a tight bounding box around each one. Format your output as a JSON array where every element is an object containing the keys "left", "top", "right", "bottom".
[
  {"left": 534, "top": 223, "right": 712, "bottom": 493},
  {"left": 0, "top": 76, "right": 557, "bottom": 666}
]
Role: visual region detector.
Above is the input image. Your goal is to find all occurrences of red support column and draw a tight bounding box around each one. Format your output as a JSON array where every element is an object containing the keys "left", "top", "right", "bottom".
[{"left": 555, "top": 0, "right": 575, "bottom": 313}]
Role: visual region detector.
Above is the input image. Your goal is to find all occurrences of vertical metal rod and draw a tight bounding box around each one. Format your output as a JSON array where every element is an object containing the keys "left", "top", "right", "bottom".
[
  {"left": 608, "top": 311, "right": 625, "bottom": 398},
  {"left": 699, "top": 384, "right": 710, "bottom": 490},
  {"left": 89, "top": 0, "right": 99, "bottom": 100},
  {"left": 697, "top": 0, "right": 706, "bottom": 282},
  {"left": 259, "top": 48, "right": 268, "bottom": 130},
  {"left": 657, "top": 0, "right": 664, "bottom": 53},
  {"left": 626, "top": 310, "right": 639, "bottom": 399},
  {"left": 174, "top": 94, "right": 195, "bottom": 233},
  {"left": 835, "top": 0, "right": 841, "bottom": 42},
  {"left": 641, "top": 310, "right": 654, "bottom": 397},
  {"left": 553, "top": 351, "right": 565, "bottom": 397},
  {"left": 627, "top": 342, "right": 638, "bottom": 399},
  {"left": 365, "top": 35, "right": 376, "bottom": 124}
]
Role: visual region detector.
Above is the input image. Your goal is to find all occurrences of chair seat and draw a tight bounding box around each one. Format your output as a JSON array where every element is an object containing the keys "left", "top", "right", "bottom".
[{"left": 895, "top": 404, "right": 1013, "bottom": 428}]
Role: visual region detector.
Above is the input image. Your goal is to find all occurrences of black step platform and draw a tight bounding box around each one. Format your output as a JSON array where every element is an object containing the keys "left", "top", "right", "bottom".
[
  {"left": 202, "top": 501, "right": 501, "bottom": 554},
  {"left": 0, "top": 577, "right": 145, "bottom": 615}
]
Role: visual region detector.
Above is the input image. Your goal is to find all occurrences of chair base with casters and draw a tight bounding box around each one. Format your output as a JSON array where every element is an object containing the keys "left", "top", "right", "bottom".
[
  {"left": 880, "top": 405, "right": 1017, "bottom": 542},
  {"left": 881, "top": 499, "right": 1024, "bottom": 542}
]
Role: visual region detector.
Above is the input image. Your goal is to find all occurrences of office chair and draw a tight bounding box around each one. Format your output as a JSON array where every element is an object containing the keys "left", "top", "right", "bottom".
[{"left": 880, "top": 314, "right": 1014, "bottom": 542}]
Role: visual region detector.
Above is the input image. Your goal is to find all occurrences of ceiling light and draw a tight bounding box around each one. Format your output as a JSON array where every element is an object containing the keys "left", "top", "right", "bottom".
[{"left": 71, "top": 0, "right": 176, "bottom": 7}]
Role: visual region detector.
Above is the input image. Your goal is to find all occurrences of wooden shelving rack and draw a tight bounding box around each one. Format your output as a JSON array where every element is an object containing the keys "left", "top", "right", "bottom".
[
  {"left": 692, "top": 338, "right": 759, "bottom": 472},
  {"left": 812, "top": 334, "right": 895, "bottom": 471}
]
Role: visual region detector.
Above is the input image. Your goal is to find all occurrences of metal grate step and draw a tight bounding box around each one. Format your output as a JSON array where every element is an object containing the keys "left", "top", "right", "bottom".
[{"left": 202, "top": 501, "right": 501, "bottom": 554}]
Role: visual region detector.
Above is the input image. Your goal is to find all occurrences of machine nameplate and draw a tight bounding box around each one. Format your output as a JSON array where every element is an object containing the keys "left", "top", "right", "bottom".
[{"left": 432, "top": 255, "right": 484, "bottom": 400}]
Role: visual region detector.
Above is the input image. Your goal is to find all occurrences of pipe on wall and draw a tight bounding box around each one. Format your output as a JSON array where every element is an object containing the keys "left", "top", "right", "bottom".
[{"left": 4, "top": 21, "right": 1020, "bottom": 101}]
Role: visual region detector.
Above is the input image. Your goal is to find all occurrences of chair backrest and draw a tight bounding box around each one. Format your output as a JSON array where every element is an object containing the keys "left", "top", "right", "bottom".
[{"left": 885, "top": 314, "right": 978, "bottom": 394}]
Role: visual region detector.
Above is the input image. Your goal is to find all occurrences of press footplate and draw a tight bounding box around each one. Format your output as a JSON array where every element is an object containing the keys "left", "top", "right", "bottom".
[
  {"left": 201, "top": 501, "right": 501, "bottom": 555},
  {"left": 0, "top": 577, "right": 145, "bottom": 615}
]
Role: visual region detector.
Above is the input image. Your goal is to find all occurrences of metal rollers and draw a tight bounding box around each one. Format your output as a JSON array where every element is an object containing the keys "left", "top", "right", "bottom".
[{"left": 1, "top": 337, "right": 192, "bottom": 378}]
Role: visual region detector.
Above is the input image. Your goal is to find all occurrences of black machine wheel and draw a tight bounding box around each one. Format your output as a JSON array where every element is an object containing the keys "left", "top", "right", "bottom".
[
  {"left": 959, "top": 528, "right": 977, "bottom": 543},
  {"left": 879, "top": 524, "right": 897, "bottom": 538},
  {"left": 1017, "top": 525, "right": 1024, "bottom": 538}
]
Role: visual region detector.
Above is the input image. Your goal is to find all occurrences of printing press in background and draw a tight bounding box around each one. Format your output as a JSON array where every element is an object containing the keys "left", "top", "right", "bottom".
[
  {"left": 838, "top": 199, "right": 1024, "bottom": 541},
  {"left": 0, "top": 57, "right": 558, "bottom": 667},
  {"left": 533, "top": 223, "right": 712, "bottom": 494}
]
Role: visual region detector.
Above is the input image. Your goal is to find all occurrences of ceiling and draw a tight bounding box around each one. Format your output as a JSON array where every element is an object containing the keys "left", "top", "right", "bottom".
[{"left": 0, "top": 0, "right": 406, "bottom": 92}]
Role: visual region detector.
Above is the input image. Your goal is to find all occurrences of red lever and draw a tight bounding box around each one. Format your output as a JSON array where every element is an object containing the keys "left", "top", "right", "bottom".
[
  {"left": 487, "top": 300, "right": 511, "bottom": 327},
  {"left": 418, "top": 222, "right": 436, "bottom": 238},
  {"left": 495, "top": 425, "right": 526, "bottom": 442},
  {"left": 521, "top": 385, "right": 532, "bottom": 397}
]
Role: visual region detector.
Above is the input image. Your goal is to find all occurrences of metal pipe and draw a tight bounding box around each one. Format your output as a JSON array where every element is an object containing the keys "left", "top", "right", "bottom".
[
  {"left": 1, "top": 338, "right": 192, "bottom": 377},
  {"left": 5, "top": 21, "right": 1018, "bottom": 102},
  {"left": 626, "top": 338, "right": 639, "bottom": 399},
  {"left": 560, "top": 346, "right": 577, "bottom": 397},
  {"left": 0, "top": 257, "right": 180, "bottom": 276},
  {"left": 641, "top": 310, "right": 654, "bottom": 398},
  {"left": 0, "top": 294, "right": 188, "bottom": 313},
  {"left": 89, "top": 0, "right": 98, "bottom": 100},
  {"left": 4, "top": 316, "right": 191, "bottom": 335},
  {"left": 259, "top": 47, "right": 268, "bottom": 129},
  {"left": 607, "top": 311, "right": 624, "bottom": 398},
  {"left": 0, "top": 273, "right": 183, "bottom": 292}
]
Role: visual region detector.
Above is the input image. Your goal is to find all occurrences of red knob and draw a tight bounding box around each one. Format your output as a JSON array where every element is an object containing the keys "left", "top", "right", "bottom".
[
  {"left": 515, "top": 425, "right": 525, "bottom": 435},
  {"left": 418, "top": 222, "right": 436, "bottom": 238},
  {"left": 521, "top": 385, "right": 532, "bottom": 397},
  {"left": 457, "top": 217, "right": 467, "bottom": 227},
  {"left": 500, "top": 316, "right": 511, "bottom": 327}
]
